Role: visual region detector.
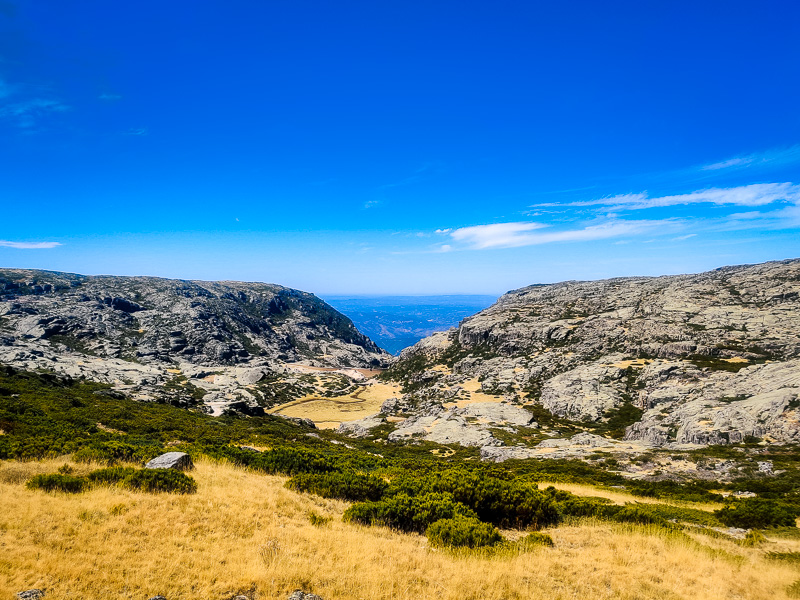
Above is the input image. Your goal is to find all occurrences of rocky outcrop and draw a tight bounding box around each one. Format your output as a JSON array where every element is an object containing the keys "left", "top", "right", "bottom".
[
  {"left": 0, "top": 269, "right": 390, "bottom": 415},
  {"left": 144, "top": 452, "right": 194, "bottom": 470},
  {"left": 386, "top": 259, "right": 800, "bottom": 450},
  {"left": 0, "top": 269, "right": 388, "bottom": 369}
]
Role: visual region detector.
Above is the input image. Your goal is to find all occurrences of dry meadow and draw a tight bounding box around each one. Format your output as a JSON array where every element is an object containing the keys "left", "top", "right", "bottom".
[{"left": 1, "top": 458, "right": 798, "bottom": 600}]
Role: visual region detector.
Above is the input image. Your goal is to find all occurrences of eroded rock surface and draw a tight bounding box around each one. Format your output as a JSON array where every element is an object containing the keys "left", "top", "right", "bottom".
[
  {"left": 144, "top": 452, "right": 194, "bottom": 471},
  {"left": 379, "top": 259, "right": 800, "bottom": 455},
  {"left": 0, "top": 269, "right": 390, "bottom": 414}
]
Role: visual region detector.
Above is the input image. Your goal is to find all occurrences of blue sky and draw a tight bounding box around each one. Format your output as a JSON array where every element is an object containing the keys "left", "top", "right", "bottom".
[{"left": 1, "top": 0, "right": 799, "bottom": 294}]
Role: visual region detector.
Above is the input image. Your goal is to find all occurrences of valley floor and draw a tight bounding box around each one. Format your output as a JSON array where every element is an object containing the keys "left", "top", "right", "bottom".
[{"left": 1, "top": 458, "right": 798, "bottom": 600}]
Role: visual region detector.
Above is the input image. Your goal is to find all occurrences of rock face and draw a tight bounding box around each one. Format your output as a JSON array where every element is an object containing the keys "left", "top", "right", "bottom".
[
  {"left": 0, "top": 269, "right": 390, "bottom": 414},
  {"left": 144, "top": 452, "right": 194, "bottom": 470},
  {"left": 379, "top": 259, "right": 800, "bottom": 452},
  {"left": 0, "top": 269, "right": 387, "bottom": 368}
]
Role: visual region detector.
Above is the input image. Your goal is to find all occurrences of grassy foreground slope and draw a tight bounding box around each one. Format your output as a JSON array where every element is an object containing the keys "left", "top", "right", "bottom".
[
  {"left": 2, "top": 458, "right": 799, "bottom": 600},
  {"left": 2, "top": 366, "right": 800, "bottom": 599}
]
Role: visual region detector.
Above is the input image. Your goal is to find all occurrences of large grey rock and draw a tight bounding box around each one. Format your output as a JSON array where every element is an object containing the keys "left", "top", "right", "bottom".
[
  {"left": 16, "top": 591, "right": 44, "bottom": 600},
  {"left": 144, "top": 452, "right": 194, "bottom": 471},
  {"left": 338, "top": 415, "right": 386, "bottom": 438}
]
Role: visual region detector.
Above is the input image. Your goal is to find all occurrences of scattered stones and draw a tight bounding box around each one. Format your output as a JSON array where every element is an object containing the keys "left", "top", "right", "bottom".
[
  {"left": 144, "top": 452, "right": 194, "bottom": 471},
  {"left": 277, "top": 415, "right": 317, "bottom": 429},
  {"left": 288, "top": 591, "right": 324, "bottom": 600},
  {"left": 238, "top": 445, "right": 262, "bottom": 453},
  {"left": 16, "top": 591, "right": 44, "bottom": 600},
  {"left": 337, "top": 415, "right": 386, "bottom": 438},
  {"left": 758, "top": 460, "right": 774, "bottom": 475}
]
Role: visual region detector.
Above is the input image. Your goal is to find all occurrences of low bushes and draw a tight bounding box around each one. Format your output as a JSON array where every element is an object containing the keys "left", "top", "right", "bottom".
[
  {"left": 344, "top": 492, "right": 478, "bottom": 533},
  {"left": 210, "top": 445, "right": 336, "bottom": 476},
  {"left": 123, "top": 469, "right": 198, "bottom": 494},
  {"left": 388, "top": 468, "right": 561, "bottom": 529},
  {"left": 86, "top": 466, "right": 136, "bottom": 485},
  {"left": 26, "top": 473, "right": 85, "bottom": 493},
  {"left": 715, "top": 498, "right": 797, "bottom": 529},
  {"left": 28, "top": 467, "right": 197, "bottom": 495},
  {"left": 286, "top": 471, "right": 387, "bottom": 502},
  {"left": 426, "top": 516, "right": 502, "bottom": 549},
  {"left": 73, "top": 442, "right": 162, "bottom": 465}
]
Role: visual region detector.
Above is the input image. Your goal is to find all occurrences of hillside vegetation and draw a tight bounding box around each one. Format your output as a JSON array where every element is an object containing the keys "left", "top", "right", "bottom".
[{"left": 3, "top": 366, "right": 800, "bottom": 598}]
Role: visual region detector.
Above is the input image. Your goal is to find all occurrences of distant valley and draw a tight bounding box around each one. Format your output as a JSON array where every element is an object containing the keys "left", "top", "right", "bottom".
[{"left": 321, "top": 295, "right": 497, "bottom": 354}]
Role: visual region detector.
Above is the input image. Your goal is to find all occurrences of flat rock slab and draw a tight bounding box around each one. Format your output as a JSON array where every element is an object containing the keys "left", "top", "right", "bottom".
[{"left": 144, "top": 452, "right": 193, "bottom": 471}]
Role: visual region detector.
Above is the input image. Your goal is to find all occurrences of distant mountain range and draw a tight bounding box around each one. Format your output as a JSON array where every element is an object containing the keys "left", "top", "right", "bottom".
[{"left": 322, "top": 295, "right": 497, "bottom": 354}]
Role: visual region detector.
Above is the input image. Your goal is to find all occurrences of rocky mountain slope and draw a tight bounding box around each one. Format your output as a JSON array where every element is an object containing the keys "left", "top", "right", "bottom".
[
  {"left": 0, "top": 269, "right": 390, "bottom": 413},
  {"left": 345, "top": 259, "right": 800, "bottom": 457}
]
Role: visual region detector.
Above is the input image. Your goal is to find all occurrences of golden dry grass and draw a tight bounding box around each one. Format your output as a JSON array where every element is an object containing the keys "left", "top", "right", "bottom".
[
  {"left": 539, "top": 481, "right": 725, "bottom": 511},
  {"left": 1, "top": 458, "right": 798, "bottom": 600},
  {"left": 270, "top": 382, "right": 401, "bottom": 429}
]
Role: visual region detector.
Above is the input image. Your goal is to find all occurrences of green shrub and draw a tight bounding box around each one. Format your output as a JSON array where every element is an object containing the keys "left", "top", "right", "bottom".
[
  {"left": 344, "top": 492, "right": 478, "bottom": 533},
  {"left": 544, "top": 487, "right": 614, "bottom": 519},
  {"left": 426, "top": 516, "right": 502, "bottom": 548},
  {"left": 213, "top": 445, "right": 336, "bottom": 476},
  {"left": 715, "top": 499, "right": 796, "bottom": 529},
  {"left": 73, "top": 441, "right": 162, "bottom": 465},
  {"left": 389, "top": 468, "right": 561, "bottom": 529},
  {"left": 607, "top": 506, "right": 672, "bottom": 528},
  {"left": 122, "top": 469, "right": 198, "bottom": 494},
  {"left": 520, "top": 532, "right": 555, "bottom": 547},
  {"left": 27, "top": 473, "right": 85, "bottom": 493},
  {"left": 308, "top": 511, "right": 332, "bottom": 526},
  {"left": 87, "top": 466, "right": 136, "bottom": 485},
  {"left": 287, "top": 471, "right": 387, "bottom": 502}
]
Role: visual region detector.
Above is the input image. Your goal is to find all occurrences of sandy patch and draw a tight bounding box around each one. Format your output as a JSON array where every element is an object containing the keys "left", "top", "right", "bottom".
[
  {"left": 269, "top": 380, "right": 401, "bottom": 428},
  {"left": 610, "top": 358, "right": 652, "bottom": 369}
]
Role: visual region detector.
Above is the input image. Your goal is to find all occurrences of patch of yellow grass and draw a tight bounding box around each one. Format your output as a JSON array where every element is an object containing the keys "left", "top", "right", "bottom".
[
  {"left": 269, "top": 381, "right": 401, "bottom": 429},
  {"left": 441, "top": 378, "right": 504, "bottom": 408},
  {"left": 539, "top": 481, "right": 725, "bottom": 511},
  {"left": 610, "top": 358, "right": 652, "bottom": 369},
  {"left": 1, "top": 458, "right": 797, "bottom": 600}
]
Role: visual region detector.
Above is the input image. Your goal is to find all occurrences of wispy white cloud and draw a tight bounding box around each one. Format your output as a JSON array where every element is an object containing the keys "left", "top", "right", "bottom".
[
  {"left": 700, "top": 145, "right": 800, "bottom": 172},
  {"left": 99, "top": 93, "right": 122, "bottom": 101},
  {"left": 671, "top": 234, "right": 697, "bottom": 241},
  {"left": 0, "top": 97, "right": 69, "bottom": 128},
  {"left": 123, "top": 127, "right": 148, "bottom": 136},
  {"left": 0, "top": 240, "right": 62, "bottom": 249},
  {"left": 534, "top": 183, "right": 800, "bottom": 211},
  {"left": 448, "top": 220, "right": 674, "bottom": 250}
]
